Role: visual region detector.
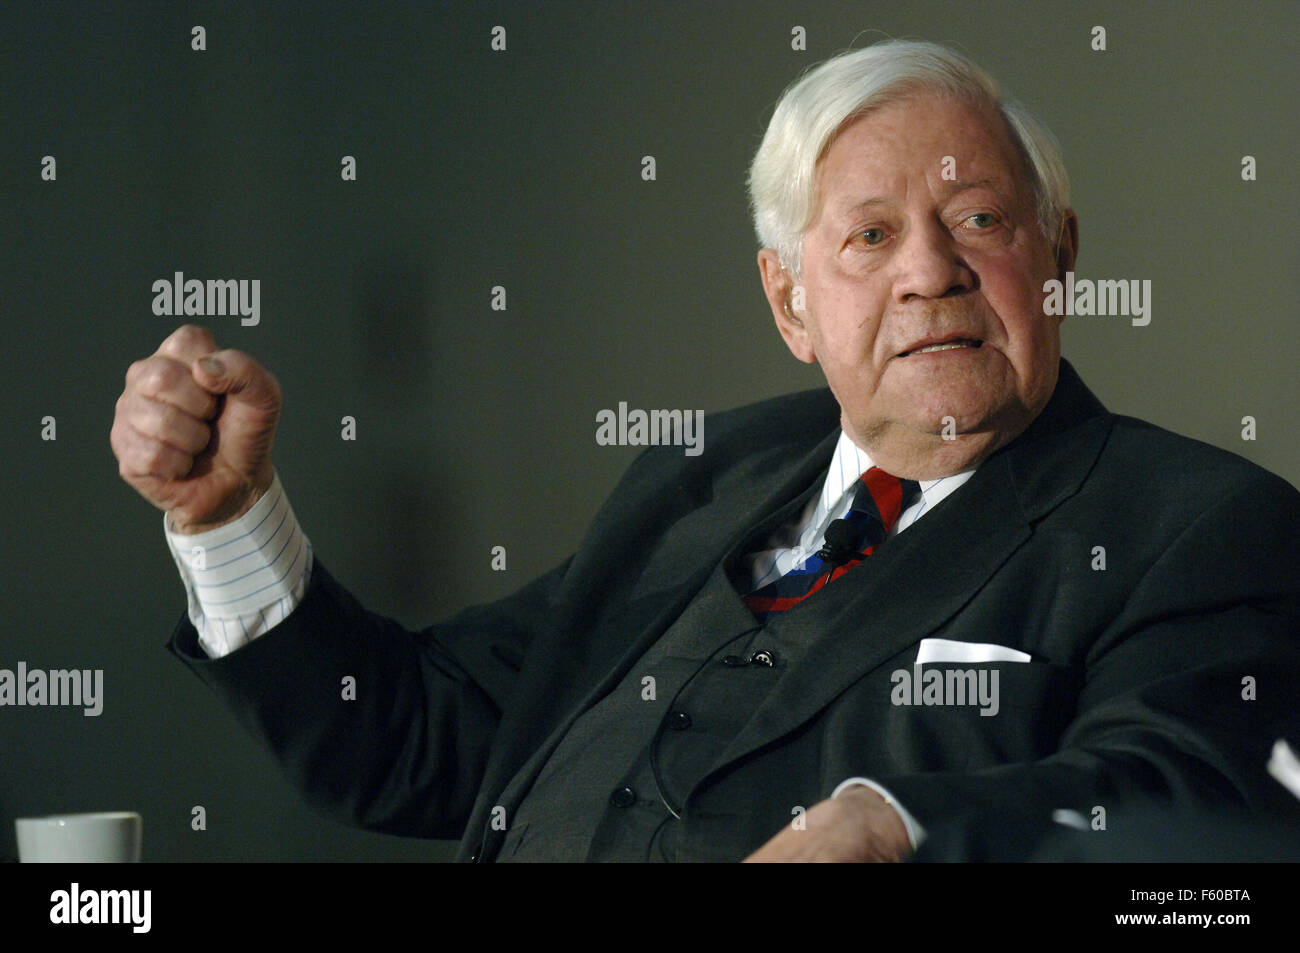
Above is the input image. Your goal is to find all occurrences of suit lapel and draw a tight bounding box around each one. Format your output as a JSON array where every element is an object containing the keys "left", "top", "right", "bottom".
[
  {"left": 704, "top": 450, "right": 1031, "bottom": 779},
  {"left": 627, "top": 424, "right": 842, "bottom": 605},
  {"left": 702, "top": 358, "right": 1113, "bottom": 784}
]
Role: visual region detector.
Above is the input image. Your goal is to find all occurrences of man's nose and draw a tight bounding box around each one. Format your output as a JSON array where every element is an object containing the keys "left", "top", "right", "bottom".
[{"left": 891, "top": 219, "right": 973, "bottom": 301}]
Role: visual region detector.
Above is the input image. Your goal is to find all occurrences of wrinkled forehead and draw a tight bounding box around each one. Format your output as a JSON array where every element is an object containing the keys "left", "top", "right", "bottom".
[{"left": 814, "top": 90, "right": 1035, "bottom": 212}]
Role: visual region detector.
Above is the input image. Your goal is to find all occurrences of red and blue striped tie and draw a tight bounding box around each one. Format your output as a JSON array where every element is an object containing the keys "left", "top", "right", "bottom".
[{"left": 743, "top": 467, "right": 920, "bottom": 622}]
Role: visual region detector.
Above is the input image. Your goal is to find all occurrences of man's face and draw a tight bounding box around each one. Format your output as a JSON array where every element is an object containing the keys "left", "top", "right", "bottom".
[{"left": 759, "top": 91, "right": 1076, "bottom": 479}]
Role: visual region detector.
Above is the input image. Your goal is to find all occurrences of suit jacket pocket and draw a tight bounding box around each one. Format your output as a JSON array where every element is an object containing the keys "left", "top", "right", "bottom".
[{"left": 883, "top": 660, "right": 1079, "bottom": 768}]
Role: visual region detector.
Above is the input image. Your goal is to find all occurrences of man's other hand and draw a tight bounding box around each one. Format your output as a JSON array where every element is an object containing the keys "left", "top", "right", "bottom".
[{"left": 742, "top": 785, "right": 912, "bottom": 862}]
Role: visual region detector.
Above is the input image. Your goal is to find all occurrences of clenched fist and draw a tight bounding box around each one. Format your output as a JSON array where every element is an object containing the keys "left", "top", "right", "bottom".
[{"left": 111, "top": 325, "right": 282, "bottom": 534}]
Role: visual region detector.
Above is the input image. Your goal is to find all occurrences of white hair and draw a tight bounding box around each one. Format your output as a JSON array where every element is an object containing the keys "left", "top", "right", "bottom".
[{"left": 748, "top": 39, "right": 1070, "bottom": 277}]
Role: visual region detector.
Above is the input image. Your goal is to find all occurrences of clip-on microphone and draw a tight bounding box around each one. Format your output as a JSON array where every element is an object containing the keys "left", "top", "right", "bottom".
[{"left": 816, "top": 519, "right": 858, "bottom": 567}]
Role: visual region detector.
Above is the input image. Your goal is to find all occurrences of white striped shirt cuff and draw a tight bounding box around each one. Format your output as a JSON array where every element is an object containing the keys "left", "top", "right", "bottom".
[
  {"left": 832, "top": 776, "right": 926, "bottom": 852},
  {"left": 164, "top": 469, "right": 313, "bottom": 659}
]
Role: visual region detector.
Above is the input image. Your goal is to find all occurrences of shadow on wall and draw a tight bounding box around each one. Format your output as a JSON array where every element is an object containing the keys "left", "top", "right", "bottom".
[{"left": 347, "top": 261, "right": 473, "bottom": 623}]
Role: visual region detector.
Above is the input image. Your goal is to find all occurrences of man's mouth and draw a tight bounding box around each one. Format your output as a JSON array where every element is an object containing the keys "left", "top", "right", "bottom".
[{"left": 897, "top": 337, "right": 984, "bottom": 357}]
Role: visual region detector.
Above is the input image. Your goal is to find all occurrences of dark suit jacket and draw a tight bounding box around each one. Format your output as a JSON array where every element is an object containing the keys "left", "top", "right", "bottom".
[{"left": 168, "top": 358, "right": 1300, "bottom": 861}]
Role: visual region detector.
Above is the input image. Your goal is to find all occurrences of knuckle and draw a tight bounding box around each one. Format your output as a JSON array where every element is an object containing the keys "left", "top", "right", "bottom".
[
  {"left": 137, "top": 362, "right": 176, "bottom": 396},
  {"left": 142, "top": 443, "right": 170, "bottom": 473},
  {"left": 145, "top": 404, "right": 173, "bottom": 436},
  {"left": 175, "top": 324, "right": 214, "bottom": 346},
  {"left": 155, "top": 404, "right": 191, "bottom": 441}
]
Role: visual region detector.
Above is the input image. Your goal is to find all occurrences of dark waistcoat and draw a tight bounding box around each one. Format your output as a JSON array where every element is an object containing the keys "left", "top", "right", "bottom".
[{"left": 504, "top": 482, "right": 829, "bottom": 861}]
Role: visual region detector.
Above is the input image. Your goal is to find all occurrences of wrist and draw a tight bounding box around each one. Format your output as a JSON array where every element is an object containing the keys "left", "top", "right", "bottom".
[
  {"left": 837, "top": 785, "right": 912, "bottom": 860},
  {"left": 170, "top": 468, "right": 274, "bottom": 535}
]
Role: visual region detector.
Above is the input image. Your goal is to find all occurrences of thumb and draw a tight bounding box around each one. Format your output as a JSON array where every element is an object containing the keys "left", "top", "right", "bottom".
[{"left": 193, "top": 351, "right": 280, "bottom": 408}]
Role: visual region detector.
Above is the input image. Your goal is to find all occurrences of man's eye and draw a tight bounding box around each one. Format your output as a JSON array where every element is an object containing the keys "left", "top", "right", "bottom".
[
  {"left": 857, "top": 228, "right": 887, "bottom": 245},
  {"left": 965, "top": 212, "right": 998, "bottom": 229}
]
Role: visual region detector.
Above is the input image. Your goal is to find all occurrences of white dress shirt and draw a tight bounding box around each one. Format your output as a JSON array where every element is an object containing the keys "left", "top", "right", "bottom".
[
  {"left": 738, "top": 430, "right": 975, "bottom": 850},
  {"left": 166, "top": 434, "right": 976, "bottom": 852},
  {"left": 744, "top": 429, "right": 973, "bottom": 588},
  {"left": 164, "top": 470, "right": 313, "bottom": 659}
]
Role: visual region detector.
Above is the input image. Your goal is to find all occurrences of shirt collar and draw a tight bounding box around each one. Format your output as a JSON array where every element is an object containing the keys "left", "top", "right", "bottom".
[{"left": 820, "top": 429, "right": 974, "bottom": 513}]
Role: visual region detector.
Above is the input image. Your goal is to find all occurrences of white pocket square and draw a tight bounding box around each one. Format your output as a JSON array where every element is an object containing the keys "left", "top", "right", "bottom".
[
  {"left": 915, "top": 638, "right": 1032, "bottom": 665},
  {"left": 1268, "top": 739, "right": 1300, "bottom": 801}
]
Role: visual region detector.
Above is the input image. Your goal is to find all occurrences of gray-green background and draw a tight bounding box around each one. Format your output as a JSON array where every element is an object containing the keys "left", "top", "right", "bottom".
[{"left": 1, "top": 1, "right": 1295, "bottom": 861}]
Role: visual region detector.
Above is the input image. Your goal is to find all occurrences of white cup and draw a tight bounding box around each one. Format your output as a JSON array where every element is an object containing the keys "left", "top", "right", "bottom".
[{"left": 15, "top": 812, "right": 142, "bottom": 863}]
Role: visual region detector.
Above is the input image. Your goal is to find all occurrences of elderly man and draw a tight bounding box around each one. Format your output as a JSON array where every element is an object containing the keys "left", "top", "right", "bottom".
[{"left": 111, "top": 39, "right": 1300, "bottom": 862}]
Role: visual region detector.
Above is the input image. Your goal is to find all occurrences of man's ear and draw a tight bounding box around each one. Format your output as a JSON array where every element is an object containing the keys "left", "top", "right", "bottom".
[
  {"left": 757, "top": 248, "right": 816, "bottom": 364},
  {"left": 1054, "top": 210, "right": 1079, "bottom": 280}
]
